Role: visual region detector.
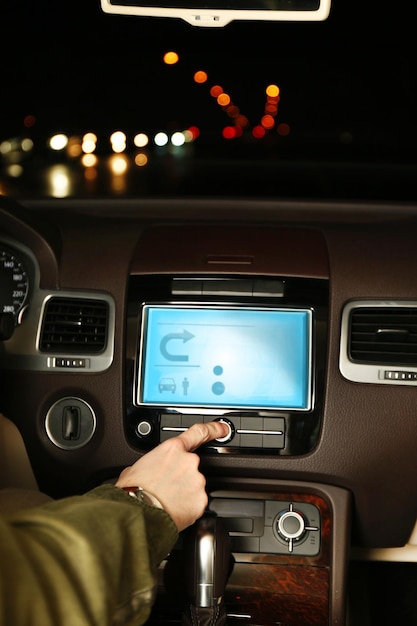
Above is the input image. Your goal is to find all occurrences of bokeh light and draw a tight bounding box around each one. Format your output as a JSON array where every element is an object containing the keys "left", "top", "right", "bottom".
[
  {"left": 49, "top": 134, "right": 69, "bottom": 151},
  {"left": 163, "top": 51, "right": 179, "bottom": 65},
  {"left": 266, "top": 84, "right": 280, "bottom": 98},
  {"left": 135, "top": 153, "right": 149, "bottom": 167},
  {"left": 194, "top": 70, "right": 208, "bottom": 84},
  {"left": 134, "top": 133, "right": 149, "bottom": 148},
  {"left": 154, "top": 132, "right": 169, "bottom": 147}
]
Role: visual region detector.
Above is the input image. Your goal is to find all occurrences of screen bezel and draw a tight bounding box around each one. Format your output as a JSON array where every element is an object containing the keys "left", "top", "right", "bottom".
[{"left": 136, "top": 303, "right": 314, "bottom": 413}]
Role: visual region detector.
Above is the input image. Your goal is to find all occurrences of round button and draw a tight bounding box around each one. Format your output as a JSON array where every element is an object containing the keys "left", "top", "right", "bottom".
[
  {"left": 214, "top": 418, "right": 234, "bottom": 443},
  {"left": 277, "top": 510, "right": 305, "bottom": 541},
  {"left": 136, "top": 420, "right": 152, "bottom": 437}
]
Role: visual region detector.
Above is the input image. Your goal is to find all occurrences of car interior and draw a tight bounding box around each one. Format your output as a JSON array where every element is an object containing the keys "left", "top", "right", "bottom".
[{"left": 2, "top": 1, "right": 417, "bottom": 624}]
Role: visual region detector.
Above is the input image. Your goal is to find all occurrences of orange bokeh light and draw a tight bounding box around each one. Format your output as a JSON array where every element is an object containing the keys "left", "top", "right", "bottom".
[
  {"left": 194, "top": 70, "right": 208, "bottom": 83},
  {"left": 210, "top": 85, "right": 223, "bottom": 98},
  {"left": 217, "top": 93, "right": 231, "bottom": 107},
  {"left": 261, "top": 114, "right": 275, "bottom": 129}
]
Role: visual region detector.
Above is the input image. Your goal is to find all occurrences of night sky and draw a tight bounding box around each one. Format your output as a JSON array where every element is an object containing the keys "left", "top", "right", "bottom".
[{"left": 1, "top": 0, "right": 417, "bottom": 157}]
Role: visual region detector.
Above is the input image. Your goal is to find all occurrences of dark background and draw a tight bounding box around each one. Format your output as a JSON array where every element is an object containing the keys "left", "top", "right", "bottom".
[{"left": 1, "top": 0, "right": 417, "bottom": 199}]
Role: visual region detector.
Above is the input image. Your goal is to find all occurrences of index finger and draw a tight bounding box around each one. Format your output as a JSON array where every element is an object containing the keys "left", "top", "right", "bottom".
[{"left": 177, "top": 421, "right": 229, "bottom": 452}]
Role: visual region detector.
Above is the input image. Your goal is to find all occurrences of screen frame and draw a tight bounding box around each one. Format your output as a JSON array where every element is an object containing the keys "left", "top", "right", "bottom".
[
  {"left": 101, "top": 0, "right": 331, "bottom": 27},
  {"left": 135, "top": 303, "right": 314, "bottom": 413}
]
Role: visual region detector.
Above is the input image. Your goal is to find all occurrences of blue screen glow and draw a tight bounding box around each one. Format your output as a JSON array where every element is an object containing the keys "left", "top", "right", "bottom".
[{"left": 138, "top": 305, "right": 312, "bottom": 410}]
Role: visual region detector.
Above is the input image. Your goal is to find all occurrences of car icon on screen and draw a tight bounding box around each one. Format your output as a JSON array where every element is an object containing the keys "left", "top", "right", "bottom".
[{"left": 158, "top": 378, "right": 176, "bottom": 393}]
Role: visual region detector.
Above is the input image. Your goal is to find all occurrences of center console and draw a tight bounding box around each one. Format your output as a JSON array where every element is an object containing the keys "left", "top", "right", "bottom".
[{"left": 124, "top": 226, "right": 349, "bottom": 625}]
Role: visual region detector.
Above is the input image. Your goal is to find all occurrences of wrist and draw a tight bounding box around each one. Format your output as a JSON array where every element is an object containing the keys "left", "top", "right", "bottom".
[{"left": 120, "top": 486, "right": 164, "bottom": 510}]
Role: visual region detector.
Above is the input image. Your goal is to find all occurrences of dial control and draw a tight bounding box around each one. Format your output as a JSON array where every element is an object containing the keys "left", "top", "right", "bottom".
[{"left": 273, "top": 502, "right": 320, "bottom": 553}]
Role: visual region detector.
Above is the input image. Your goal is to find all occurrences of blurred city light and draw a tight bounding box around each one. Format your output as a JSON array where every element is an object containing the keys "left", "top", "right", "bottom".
[
  {"left": 187, "top": 126, "right": 200, "bottom": 140},
  {"left": 163, "top": 51, "right": 179, "bottom": 65},
  {"left": 210, "top": 85, "right": 223, "bottom": 98},
  {"left": 171, "top": 132, "right": 185, "bottom": 147},
  {"left": 49, "top": 134, "right": 69, "bottom": 151},
  {"left": 6, "top": 164, "right": 23, "bottom": 178},
  {"left": 135, "top": 153, "right": 148, "bottom": 167},
  {"left": 110, "top": 131, "right": 127, "bottom": 153},
  {"left": 194, "top": 70, "right": 208, "bottom": 84},
  {"left": 109, "top": 154, "right": 129, "bottom": 175},
  {"left": 134, "top": 133, "right": 149, "bottom": 148},
  {"left": 266, "top": 84, "right": 280, "bottom": 98},
  {"left": 252, "top": 125, "right": 266, "bottom": 139},
  {"left": 47, "top": 165, "right": 72, "bottom": 197},
  {"left": 154, "top": 132, "right": 169, "bottom": 147},
  {"left": 82, "top": 132, "right": 97, "bottom": 154},
  {"left": 67, "top": 136, "right": 83, "bottom": 158},
  {"left": 81, "top": 154, "right": 98, "bottom": 167}
]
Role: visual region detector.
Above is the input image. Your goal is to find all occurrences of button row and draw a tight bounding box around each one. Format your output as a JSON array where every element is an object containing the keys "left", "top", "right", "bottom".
[{"left": 160, "top": 413, "right": 285, "bottom": 449}]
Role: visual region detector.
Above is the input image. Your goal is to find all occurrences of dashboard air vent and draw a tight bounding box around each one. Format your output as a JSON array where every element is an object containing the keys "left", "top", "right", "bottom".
[
  {"left": 349, "top": 307, "right": 417, "bottom": 365},
  {"left": 40, "top": 297, "right": 109, "bottom": 354}
]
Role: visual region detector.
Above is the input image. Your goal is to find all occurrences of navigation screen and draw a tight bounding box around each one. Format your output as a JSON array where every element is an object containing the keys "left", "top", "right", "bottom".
[{"left": 137, "top": 305, "right": 312, "bottom": 411}]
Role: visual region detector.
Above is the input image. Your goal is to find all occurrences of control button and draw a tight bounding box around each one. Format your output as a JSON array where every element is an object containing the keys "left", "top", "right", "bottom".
[
  {"left": 136, "top": 420, "right": 152, "bottom": 437},
  {"left": 273, "top": 502, "right": 320, "bottom": 553},
  {"left": 214, "top": 418, "right": 234, "bottom": 443},
  {"left": 277, "top": 510, "right": 305, "bottom": 540}
]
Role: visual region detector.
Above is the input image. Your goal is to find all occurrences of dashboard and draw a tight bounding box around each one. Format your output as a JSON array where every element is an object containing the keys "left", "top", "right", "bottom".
[{"left": 2, "top": 194, "right": 417, "bottom": 624}]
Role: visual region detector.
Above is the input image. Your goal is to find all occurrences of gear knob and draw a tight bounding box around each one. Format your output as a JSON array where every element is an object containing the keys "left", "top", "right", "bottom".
[{"left": 183, "top": 511, "right": 232, "bottom": 607}]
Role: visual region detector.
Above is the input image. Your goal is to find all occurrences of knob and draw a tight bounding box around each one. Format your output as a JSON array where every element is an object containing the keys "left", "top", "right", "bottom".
[
  {"left": 275, "top": 504, "right": 307, "bottom": 552},
  {"left": 214, "top": 418, "right": 234, "bottom": 443}
]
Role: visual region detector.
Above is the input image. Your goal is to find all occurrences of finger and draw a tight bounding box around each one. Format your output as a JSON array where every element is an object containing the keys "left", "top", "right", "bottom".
[{"left": 177, "top": 421, "right": 229, "bottom": 452}]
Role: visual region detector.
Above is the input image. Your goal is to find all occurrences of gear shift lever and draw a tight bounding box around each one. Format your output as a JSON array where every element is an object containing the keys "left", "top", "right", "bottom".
[{"left": 182, "top": 511, "right": 233, "bottom": 625}]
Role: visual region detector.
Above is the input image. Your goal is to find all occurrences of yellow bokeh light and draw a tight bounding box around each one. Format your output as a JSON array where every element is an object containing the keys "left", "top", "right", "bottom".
[
  {"left": 163, "top": 51, "right": 179, "bottom": 65},
  {"left": 81, "top": 154, "right": 98, "bottom": 168},
  {"left": 266, "top": 84, "right": 280, "bottom": 98},
  {"left": 83, "top": 132, "right": 97, "bottom": 143},
  {"left": 49, "top": 134, "right": 69, "bottom": 151},
  {"left": 109, "top": 154, "right": 128, "bottom": 175},
  {"left": 134, "top": 133, "right": 149, "bottom": 148},
  {"left": 194, "top": 70, "right": 208, "bottom": 84}
]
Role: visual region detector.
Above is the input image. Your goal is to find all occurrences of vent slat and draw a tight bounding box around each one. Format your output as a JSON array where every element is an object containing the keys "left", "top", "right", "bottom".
[
  {"left": 349, "top": 307, "right": 417, "bottom": 365},
  {"left": 40, "top": 297, "right": 108, "bottom": 354}
]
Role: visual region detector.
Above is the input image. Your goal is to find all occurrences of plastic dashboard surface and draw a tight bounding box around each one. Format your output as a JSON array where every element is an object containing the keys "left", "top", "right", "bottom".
[{"left": 2, "top": 195, "right": 417, "bottom": 549}]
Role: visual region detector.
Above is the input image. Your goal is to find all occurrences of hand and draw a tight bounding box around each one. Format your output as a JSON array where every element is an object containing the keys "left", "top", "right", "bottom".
[{"left": 116, "top": 421, "right": 229, "bottom": 532}]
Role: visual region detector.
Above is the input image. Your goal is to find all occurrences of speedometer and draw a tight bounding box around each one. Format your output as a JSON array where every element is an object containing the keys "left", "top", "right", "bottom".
[{"left": 0, "top": 248, "right": 30, "bottom": 324}]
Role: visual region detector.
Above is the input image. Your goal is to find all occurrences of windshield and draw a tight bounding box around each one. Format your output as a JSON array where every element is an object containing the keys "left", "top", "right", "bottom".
[{"left": 1, "top": 1, "right": 416, "bottom": 201}]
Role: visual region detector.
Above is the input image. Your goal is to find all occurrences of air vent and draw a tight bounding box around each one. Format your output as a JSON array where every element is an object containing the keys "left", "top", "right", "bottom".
[
  {"left": 349, "top": 307, "right": 417, "bottom": 365},
  {"left": 40, "top": 297, "right": 108, "bottom": 354}
]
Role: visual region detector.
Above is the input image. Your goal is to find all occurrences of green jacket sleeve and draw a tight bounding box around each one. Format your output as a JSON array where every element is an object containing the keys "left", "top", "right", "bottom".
[{"left": 0, "top": 484, "right": 178, "bottom": 626}]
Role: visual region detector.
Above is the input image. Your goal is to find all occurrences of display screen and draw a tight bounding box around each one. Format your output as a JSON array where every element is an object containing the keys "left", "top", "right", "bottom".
[{"left": 137, "top": 305, "right": 312, "bottom": 411}]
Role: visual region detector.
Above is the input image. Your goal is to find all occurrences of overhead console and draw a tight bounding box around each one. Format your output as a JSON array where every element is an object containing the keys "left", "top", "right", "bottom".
[{"left": 126, "top": 273, "right": 328, "bottom": 456}]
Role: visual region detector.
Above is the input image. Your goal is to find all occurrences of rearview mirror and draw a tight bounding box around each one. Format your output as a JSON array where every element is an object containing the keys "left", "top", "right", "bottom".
[{"left": 100, "top": 0, "right": 331, "bottom": 27}]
